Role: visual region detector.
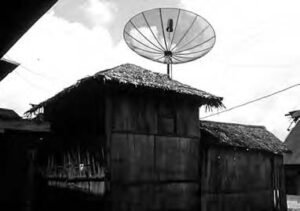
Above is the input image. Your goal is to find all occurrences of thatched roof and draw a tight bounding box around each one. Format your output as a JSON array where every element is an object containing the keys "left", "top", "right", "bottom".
[
  {"left": 26, "top": 63, "right": 223, "bottom": 114},
  {"left": 200, "top": 120, "right": 289, "bottom": 154}
]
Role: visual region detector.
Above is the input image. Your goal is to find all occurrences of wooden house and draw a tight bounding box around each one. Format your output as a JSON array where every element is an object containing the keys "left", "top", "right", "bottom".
[
  {"left": 26, "top": 63, "right": 222, "bottom": 210},
  {"left": 284, "top": 110, "right": 300, "bottom": 195},
  {"left": 200, "top": 121, "right": 288, "bottom": 211},
  {"left": 26, "top": 63, "right": 288, "bottom": 211}
]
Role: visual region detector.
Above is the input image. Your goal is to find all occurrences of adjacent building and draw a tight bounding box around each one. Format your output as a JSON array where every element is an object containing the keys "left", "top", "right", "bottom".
[
  {"left": 200, "top": 121, "right": 288, "bottom": 211},
  {"left": 284, "top": 110, "right": 300, "bottom": 195}
]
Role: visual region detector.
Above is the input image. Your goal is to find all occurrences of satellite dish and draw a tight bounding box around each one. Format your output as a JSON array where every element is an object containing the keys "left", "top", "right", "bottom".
[{"left": 123, "top": 8, "right": 216, "bottom": 78}]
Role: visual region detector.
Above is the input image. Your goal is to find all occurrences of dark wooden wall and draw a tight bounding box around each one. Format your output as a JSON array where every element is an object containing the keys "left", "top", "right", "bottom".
[
  {"left": 200, "top": 142, "right": 287, "bottom": 211},
  {"left": 38, "top": 89, "right": 201, "bottom": 210},
  {"left": 285, "top": 165, "right": 300, "bottom": 195},
  {"left": 0, "top": 131, "right": 45, "bottom": 210},
  {"left": 111, "top": 93, "right": 199, "bottom": 137},
  {"left": 44, "top": 80, "right": 105, "bottom": 134},
  {"left": 109, "top": 93, "right": 201, "bottom": 210}
]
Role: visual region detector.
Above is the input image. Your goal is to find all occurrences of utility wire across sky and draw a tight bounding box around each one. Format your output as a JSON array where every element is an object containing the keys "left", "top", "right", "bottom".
[
  {"left": 200, "top": 83, "right": 300, "bottom": 119},
  {"left": 4, "top": 55, "right": 66, "bottom": 82}
]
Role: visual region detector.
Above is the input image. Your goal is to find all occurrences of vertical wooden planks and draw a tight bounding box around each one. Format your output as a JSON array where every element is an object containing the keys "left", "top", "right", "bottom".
[
  {"left": 155, "top": 137, "right": 199, "bottom": 181},
  {"left": 109, "top": 93, "right": 202, "bottom": 210},
  {"left": 112, "top": 94, "right": 157, "bottom": 134},
  {"left": 200, "top": 146, "right": 283, "bottom": 211},
  {"left": 111, "top": 133, "right": 155, "bottom": 182}
]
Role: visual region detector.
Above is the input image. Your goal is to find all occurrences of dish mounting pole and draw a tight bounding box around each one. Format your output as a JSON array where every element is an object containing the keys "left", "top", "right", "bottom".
[
  {"left": 167, "top": 60, "right": 173, "bottom": 79},
  {"left": 164, "top": 50, "right": 173, "bottom": 79}
]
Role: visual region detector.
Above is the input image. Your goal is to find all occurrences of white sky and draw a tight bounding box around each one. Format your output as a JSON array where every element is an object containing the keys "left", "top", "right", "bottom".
[{"left": 1, "top": 0, "right": 300, "bottom": 141}]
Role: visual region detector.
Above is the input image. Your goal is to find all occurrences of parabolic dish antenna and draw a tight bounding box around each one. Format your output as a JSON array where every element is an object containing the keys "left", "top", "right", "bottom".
[{"left": 124, "top": 8, "right": 216, "bottom": 78}]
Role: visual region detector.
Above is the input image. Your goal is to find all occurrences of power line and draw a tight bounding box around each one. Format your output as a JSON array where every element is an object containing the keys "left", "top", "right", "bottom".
[
  {"left": 14, "top": 70, "right": 50, "bottom": 93},
  {"left": 19, "top": 63, "right": 61, "bottom": 81},
  {"left": 200, "top": 83, "right": 300, "bottom": 119},
  {"left": 4, "top": 55, "right": 64, "bottom": 82}
]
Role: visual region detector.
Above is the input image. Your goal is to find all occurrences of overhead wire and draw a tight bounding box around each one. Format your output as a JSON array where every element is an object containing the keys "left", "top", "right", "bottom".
[
  {"left": 200, "top": 83, "right": 300, "bottom": 119},
  {"left": 4, "top": 55, "right": 65, "bottom": 82},
  {"left": 19, "top": 63, "right": 55, "bottom": 80},
  {"left": 2, "top": 55, "right": 68, "bottom": 93},
  {"left": 14, "top": 70, "right": 50, "bottom": 93}
]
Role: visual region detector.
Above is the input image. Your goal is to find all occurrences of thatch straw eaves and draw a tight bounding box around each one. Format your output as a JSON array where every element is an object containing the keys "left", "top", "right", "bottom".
[
  {"left": 200, "top": 120, "right": 289, "bottom": 154},
  {"left": 26, "top": 63, "right": 223, "bottom": 114}
]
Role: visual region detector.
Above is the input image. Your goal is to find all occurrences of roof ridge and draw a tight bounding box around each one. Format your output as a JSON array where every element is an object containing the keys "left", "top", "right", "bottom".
[
  {"left": 96, "top": 63, "right": 167, "bottom": 77},
  {"left": 200, "top": 120, "right": 266, "bottom": 129},
  {"left": 25, "top": 63, "right": 223, "bottom": 115},
  {"left": 200, "top": 120, "right": 288, "bottom": 154}
]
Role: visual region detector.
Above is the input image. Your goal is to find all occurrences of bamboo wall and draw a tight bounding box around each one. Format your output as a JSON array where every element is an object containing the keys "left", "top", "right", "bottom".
[
  {"left": 38, "top": 134, "right": 107, "bottom": 196},
  {"left": 45, "top": 147, "right": 105, "bottom": 180}
]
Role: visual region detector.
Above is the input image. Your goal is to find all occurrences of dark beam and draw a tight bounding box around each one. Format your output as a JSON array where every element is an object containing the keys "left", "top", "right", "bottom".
[
  {"left": 0, "top": 59, "right": 19, "bottom": 81},
  {"left": 0, "top": 0, "right": 58, "bottom": 58}
]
